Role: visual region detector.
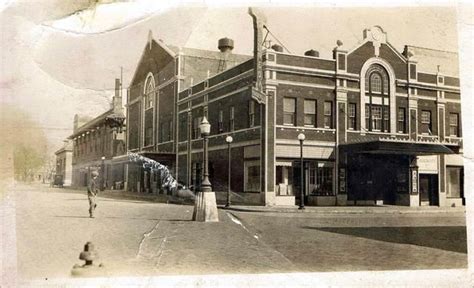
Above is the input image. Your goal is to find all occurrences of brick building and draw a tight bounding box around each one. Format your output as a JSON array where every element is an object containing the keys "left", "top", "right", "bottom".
[
  {"left": 69, "top": 79, "right": 126, "bottom": 189},
  {"left": 127, "top": 20, "right": 463, "bottom": 207},
  {"left": 125, "top": 32, "right": 250, "bottom": 193}
]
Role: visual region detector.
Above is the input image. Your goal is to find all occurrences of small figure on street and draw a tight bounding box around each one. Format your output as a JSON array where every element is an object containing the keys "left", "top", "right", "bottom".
[{"left": 87, "top": 171, "right": 99, "bottom": 218}]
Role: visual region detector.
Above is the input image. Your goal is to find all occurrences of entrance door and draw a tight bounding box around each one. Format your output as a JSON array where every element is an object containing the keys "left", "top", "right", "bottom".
[{"left": 419, "top": 174, "right": 439, "bottom": 206}]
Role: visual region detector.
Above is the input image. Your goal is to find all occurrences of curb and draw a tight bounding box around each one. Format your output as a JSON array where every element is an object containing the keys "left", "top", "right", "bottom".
[{"left": 220, "top": 206, "right": 466, "bottom": 215}]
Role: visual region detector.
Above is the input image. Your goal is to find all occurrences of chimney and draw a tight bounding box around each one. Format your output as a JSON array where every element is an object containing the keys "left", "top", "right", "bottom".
[
  {"left": 112, "top": 78, "right": 122, "bottom": 113},
  {"left": 218, "top": 37, "right": 234, "bottom": 53},
  {"left": 73, "top": 114, "right": 79, "bottom": 132},
  {"left": 271, "top": 44, "right": 283, "bottom": 52},
  {"left": 248, "top": 7, "right": 267, "bottom": 92},
  {"left": 304, "top": 49, "right": 319, "bottom": 57}
]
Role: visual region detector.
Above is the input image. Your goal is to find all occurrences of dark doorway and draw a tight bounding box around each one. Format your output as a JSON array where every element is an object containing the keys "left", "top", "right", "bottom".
[
  {"left": 419, "top": 174, "right": 439, "bottom": 206},
  {"left": 347, "top": 154, "right": 407, "bottom": 205}
]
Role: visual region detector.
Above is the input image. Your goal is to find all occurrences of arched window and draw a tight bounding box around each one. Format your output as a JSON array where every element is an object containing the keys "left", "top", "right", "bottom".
[
  {"left": 144, "top": 74, "right": 155, "bottom": 109},
  {"left": 365, "top": 64, "right": 390, "bottom": 132}
]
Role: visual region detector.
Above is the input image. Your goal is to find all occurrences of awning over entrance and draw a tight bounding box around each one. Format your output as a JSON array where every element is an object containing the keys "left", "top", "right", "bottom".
[
  {"left": 138, "top": 152, "right": 175, "bottom": 164},
  {"left": 342, "top": 140, "right": 456, "bottom": 155}
]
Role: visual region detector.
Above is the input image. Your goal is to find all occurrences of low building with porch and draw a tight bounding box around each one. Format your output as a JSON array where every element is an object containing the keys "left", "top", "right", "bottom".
[{"left": 69, "top": 79, "right": 126, "bottom": 190}]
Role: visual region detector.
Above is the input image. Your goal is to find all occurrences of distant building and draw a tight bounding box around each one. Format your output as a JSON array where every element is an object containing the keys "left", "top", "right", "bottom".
[
  {"left": 126, "top": 18, "right": 463, "bottom": 207},
  {"left": 69, "top": 79, "right": 126, "bottom": 189},
  {"left": 54, "top": 140, "right": 73, "bottom": 186}
]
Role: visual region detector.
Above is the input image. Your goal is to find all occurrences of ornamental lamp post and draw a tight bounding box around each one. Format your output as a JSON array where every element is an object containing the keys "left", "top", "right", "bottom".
[
  {"left": 297, "top": 133, "right": 305, "bottom": 210},
  {"left": 192, "top": 116, "right": 219, "bottom": 222},
  {"left": 200, "top": 117, "right": 211, "bottom": 193},
  {"left": 225, "top": 135, "right": 233, "bottom": 208},
  {"left": 100, "top": 156, "right": 105, "bottom": 191}
]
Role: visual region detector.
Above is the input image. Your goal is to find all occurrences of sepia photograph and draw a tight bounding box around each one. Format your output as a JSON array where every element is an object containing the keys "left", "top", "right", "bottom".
[{"left": 1, "top": 0, "right": 472, "bottom": 287}]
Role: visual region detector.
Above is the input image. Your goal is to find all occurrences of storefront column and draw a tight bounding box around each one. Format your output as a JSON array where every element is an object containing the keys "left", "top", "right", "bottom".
[
  {"left": 261, "top": 87, "right": 276, "bottom": 206},
  {"left": 409, "top": 98, "right": 418, "bottom": 141},
  {"left": 408, "top": 156, "right": 420, "bottom": 206},
  {"left": 438, "top": 154, "right": 447, "bottom": 206},
  {"left": 335, "top": 74, "right": 348, "bottom": 206}
]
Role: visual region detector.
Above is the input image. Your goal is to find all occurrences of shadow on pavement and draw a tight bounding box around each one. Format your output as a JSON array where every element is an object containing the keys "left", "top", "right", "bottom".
[
  {"left": 52, "top": 215, "right": 192, "bottom": 221},
  {"left": 52, "top": 215, "right": 91, "bottom": 219},
  {"left": 303, "top": 226, "right": 467, "bottom": 254}
]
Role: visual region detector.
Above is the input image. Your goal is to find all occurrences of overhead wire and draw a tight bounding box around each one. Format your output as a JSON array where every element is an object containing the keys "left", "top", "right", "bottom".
[{"left": 263, "top": 25, "right": 292, "bottom": 54}]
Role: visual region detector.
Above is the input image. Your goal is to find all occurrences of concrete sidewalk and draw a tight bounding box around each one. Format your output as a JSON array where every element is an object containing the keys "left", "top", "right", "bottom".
[
  {"left": 50, "top": 184, "right": 466, "bottom": 215},
  {"left": 222, "top": 204, "right": 466, "bottom": 214}
]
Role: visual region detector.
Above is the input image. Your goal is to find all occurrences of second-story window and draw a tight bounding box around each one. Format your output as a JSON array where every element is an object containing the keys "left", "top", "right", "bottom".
[
  {"left": 229, "top": 106, "right": 235, "bottom": 131},
  {"left": 365, "top": 64, "right": 390, "bottom": 132},
  {"left": 398, "top": 108, "right": 406, "bottom": 133},
  {"left": 304, "top": 100, "right": 316, "bottom": 127},
  {"left": 168, "top": 120, "right": 173, "bottom": 141},
  {"left": 449, "top": 113, "right": 459, "bottom": 137},
  {"left": 193, "top": 116, "right": 202, "bottom": 139},
  {"left": 160, "top": 122, "right": 165, "bottom": 142},
  {"left": 324, "top": 101, "right": 333, "bottom": 128},
  {"left": 145, "top": 127, "right": 153, "bottom": 146},
  {"left": 421, "top": 110, "right": 432, "bottom": 135},
  {"left": 218, "top": 110, "right": 224, "bottom": 133},
  {"left": 249, "top": 100, "right": 255, "bottom": 127},
  {"left": 283, "top": 97, "right": 296, "bottom": 126},
  {"left": 348, "top": 103, "right": 356, "bottom": 130}
]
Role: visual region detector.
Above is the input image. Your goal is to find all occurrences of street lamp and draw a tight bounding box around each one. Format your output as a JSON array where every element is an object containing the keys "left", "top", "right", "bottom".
[
  {"left": 298, "top": 133, "right": 305, "bottom": 210},
  {"left": 101, "top": 156, "right": 105, "bottom": 191},
  {"left": 192, "top": 116, "right": 219, "bottom": 222},
  {"left": 225, "top": 135, "right": 233, "bottom": 208},
  {"left": 200, "top": 117, "right": 211, "bottom": 193}
]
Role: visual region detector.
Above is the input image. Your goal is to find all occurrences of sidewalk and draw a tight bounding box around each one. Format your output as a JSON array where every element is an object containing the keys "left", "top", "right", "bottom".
[
  {"left": 222, "top": 204, "right": 466, "bottom": 214},
  {"left": 50, "top": 184, "right": 466, "bottom": 215}
]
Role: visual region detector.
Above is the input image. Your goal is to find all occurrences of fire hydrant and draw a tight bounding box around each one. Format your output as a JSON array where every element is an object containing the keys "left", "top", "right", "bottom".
[{"left": 71, "top": 242, "right": 106, "bottom": 277}]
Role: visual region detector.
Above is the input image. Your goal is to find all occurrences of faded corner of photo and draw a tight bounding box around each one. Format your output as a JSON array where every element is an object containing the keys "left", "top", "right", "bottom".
[{"left": 2, "top": 1, "right": 472, "bottom": 287}]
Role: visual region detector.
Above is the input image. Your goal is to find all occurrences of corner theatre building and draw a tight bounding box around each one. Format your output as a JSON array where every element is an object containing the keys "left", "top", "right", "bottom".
[
  {"left": 180, "top": 25, "right": 463, "bottom": 207},
  {"left": 333, "top": 27, "right": 463, "bottom": 207},
  {"left": 127, "top": 22, "right": 464, "bottom": 207}
]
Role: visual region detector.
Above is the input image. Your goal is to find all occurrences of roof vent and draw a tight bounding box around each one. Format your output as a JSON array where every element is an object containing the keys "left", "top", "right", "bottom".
[
  {"left": 218, "top": 38, "right": 234, "bottom": 52},
  {"left": 304, "top": 49, "right": 319, "bottom": 57},
  {"left": 271, "top": 44, "right": 283, "bottom": 52}
]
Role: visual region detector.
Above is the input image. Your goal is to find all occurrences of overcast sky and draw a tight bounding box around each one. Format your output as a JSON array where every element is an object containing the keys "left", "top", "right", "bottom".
[{"left": 0, "top": 0, "right": 465, "bottom": 153}]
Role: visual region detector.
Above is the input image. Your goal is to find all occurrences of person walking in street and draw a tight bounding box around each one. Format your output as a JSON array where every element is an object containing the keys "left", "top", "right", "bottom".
[{"left": 87, "top": 170, "right": 99, "bottom": 218}]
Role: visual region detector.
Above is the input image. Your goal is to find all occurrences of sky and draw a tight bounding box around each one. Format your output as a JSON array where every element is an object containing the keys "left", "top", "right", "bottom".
[{"left": 0, "top": 0, "right": 467, "bottom": 154}]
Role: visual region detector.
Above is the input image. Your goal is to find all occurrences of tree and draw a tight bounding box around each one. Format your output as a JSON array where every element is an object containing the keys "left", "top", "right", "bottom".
[{"left": 0, "top": 104, "right": 49, "bottom": 182}]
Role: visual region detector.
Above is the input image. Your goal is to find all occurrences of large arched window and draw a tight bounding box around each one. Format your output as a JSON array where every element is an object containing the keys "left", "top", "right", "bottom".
[
  {"left": 144, "top": 74, "right": 155, "bottom": 109},
  {"left": 364, "top": 64, "right": 390, "bottom": 132},
  {"left": 143, "top": 73, "right": 155, "bottom": 147}
]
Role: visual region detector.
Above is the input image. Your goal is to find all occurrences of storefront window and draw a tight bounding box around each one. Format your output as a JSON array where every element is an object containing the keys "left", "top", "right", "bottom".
[
  {"left": 309, "top": 162, "right": 334, "bottom": 196},
  {"left": 245, "top": 161, "right": 260, "bottom": 192},
  {"left": 275, "top": 165, "right": 294, "bottom": 196},
  {"left": 447, "top": 167, "right": 462, "bottom": 198}
]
